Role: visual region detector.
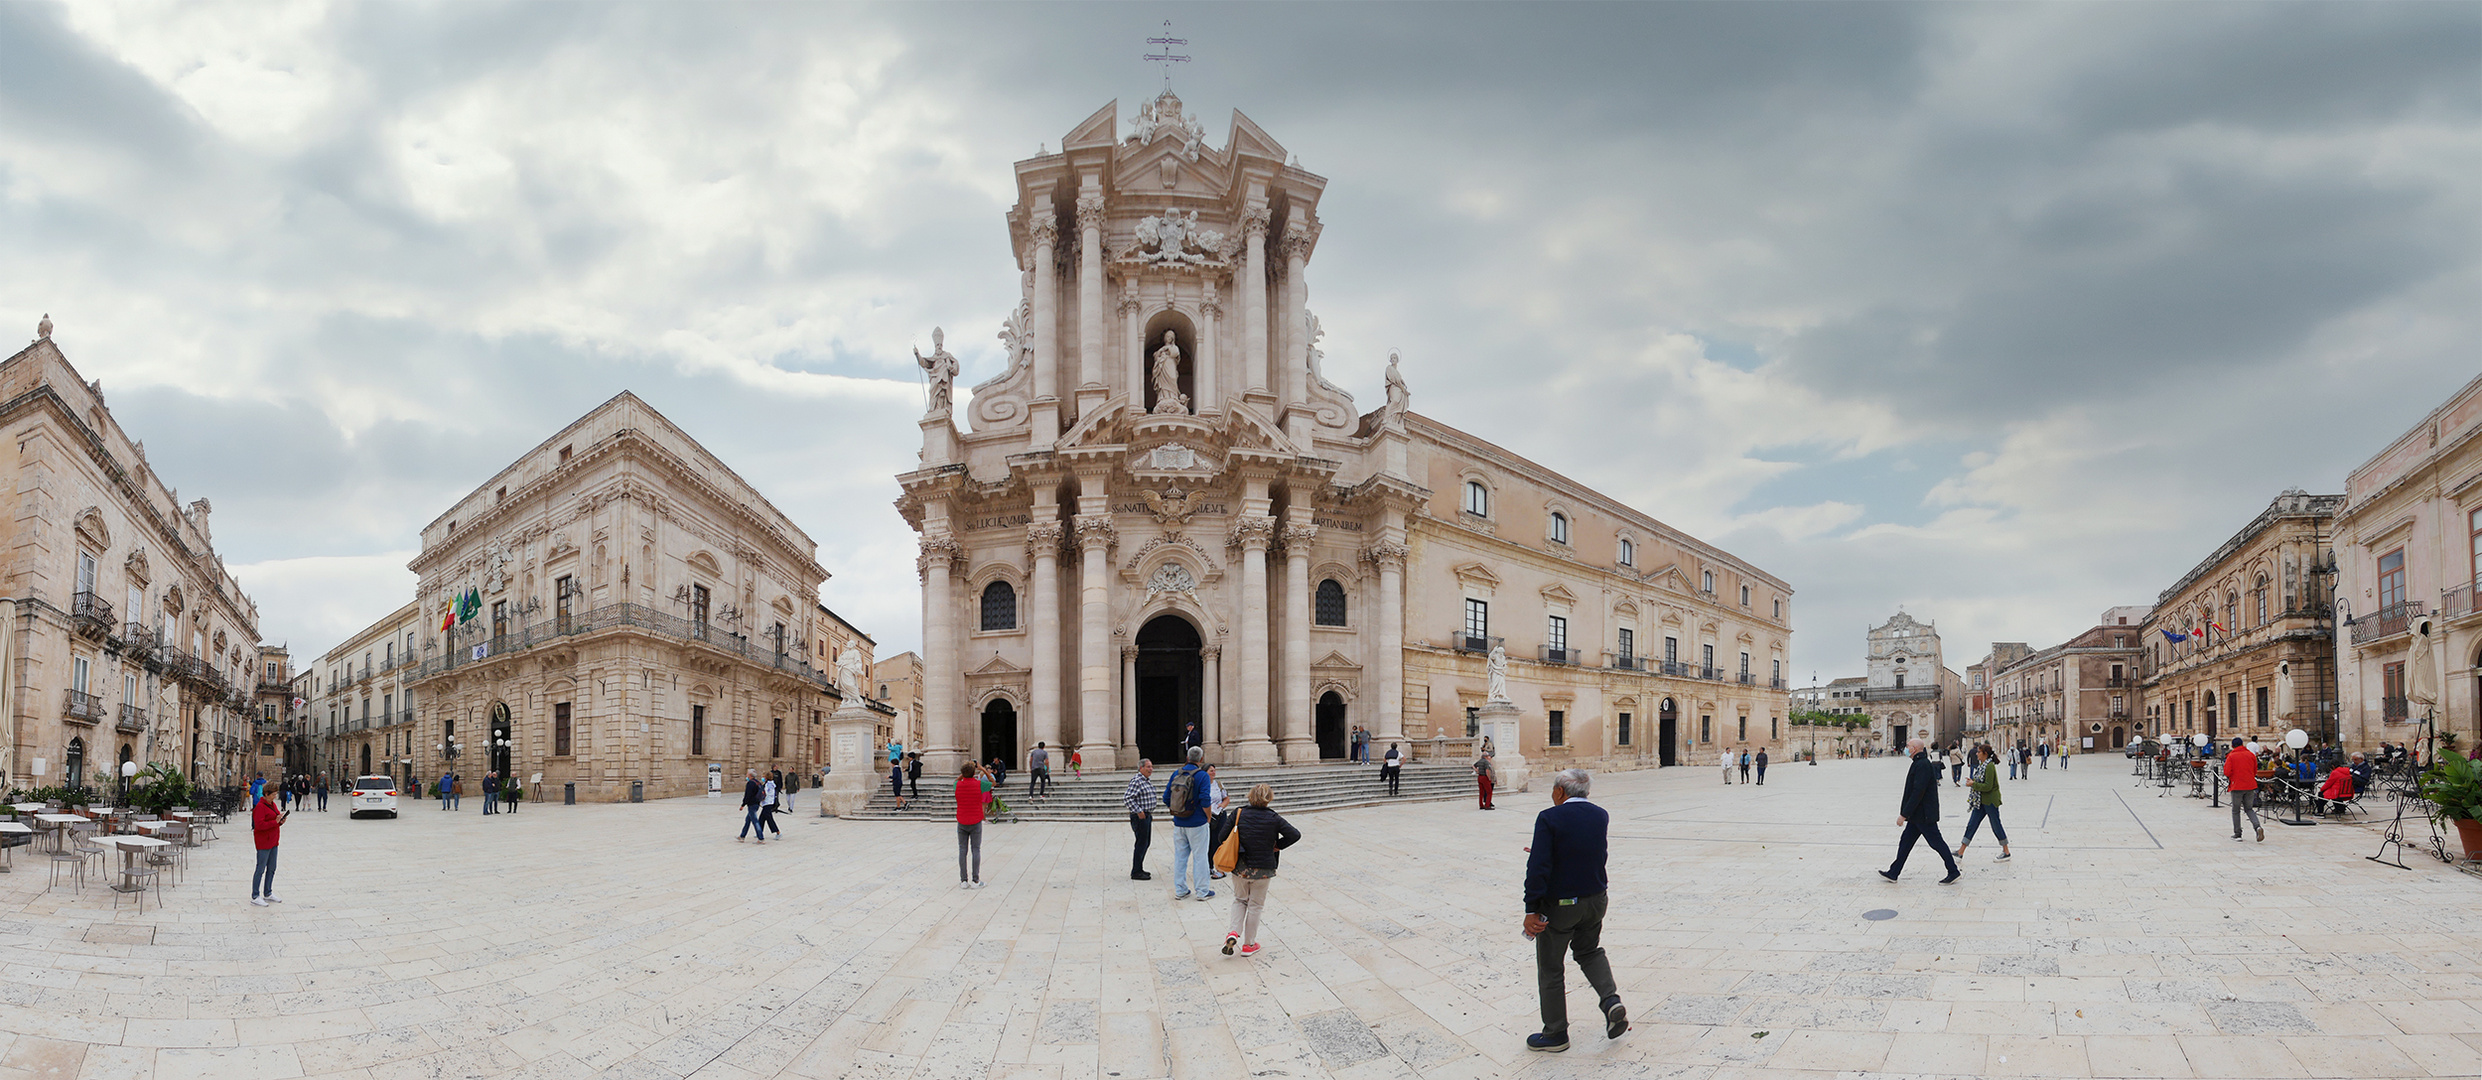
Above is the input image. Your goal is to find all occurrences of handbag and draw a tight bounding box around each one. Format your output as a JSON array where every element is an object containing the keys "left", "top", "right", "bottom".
[{"left": 1212, "top": 821, "right": 1242, "bottom": 873}]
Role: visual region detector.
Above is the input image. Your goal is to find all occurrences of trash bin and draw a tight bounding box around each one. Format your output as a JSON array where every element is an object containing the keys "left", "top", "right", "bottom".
[
  {"left": 630, "top": 780, "right": 643, "bottom": 803},
  {"left": 563, "top": 783, "right": 576, "bottom": 805}
]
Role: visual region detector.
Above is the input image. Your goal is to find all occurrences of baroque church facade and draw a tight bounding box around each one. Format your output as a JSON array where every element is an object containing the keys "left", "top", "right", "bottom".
[{"left": 896, "top": 93, "right": 1792, "bottom": 774}]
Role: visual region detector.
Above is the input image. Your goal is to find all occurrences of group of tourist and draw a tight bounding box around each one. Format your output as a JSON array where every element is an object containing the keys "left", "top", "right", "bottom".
[
  {"left": 736, "top": 768, "right": 787, "bottom": 842},
  {"left": 432, "top": 770, "right": 523, "bottom": 813},
  {"left": 1718, "top": 749, "right": 1771, "bottom": 785},
  {"left": 261, "top": 773, "right": 328, "bottom": 812}
]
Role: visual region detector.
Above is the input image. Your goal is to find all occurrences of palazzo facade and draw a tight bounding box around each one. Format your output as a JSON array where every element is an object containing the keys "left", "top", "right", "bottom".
[
  {"left": 2138, "top": 490, "right": 2343, "bottom": 744},
  {"left": 1, "top": 328, "right": 264, "bottom": 794},
  {"left": 895, "top": 93, "right": 1791, "bottom": 774},
  {"left": 2334, "top": 374, "right": 2482, "bottom": 748},
  {"left": 399, "top": 393, "right": 856, "bottom": 802}
]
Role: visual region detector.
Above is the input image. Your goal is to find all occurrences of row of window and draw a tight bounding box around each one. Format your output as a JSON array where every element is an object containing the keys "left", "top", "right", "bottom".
[
  {"left": 1468, "top": 706, "right": 1779, "bottom": 748},
  {"left": 978, "top": 578, "right": 1354, "bottom": 632},
  {"left": 1460, "top": 482, "right": 1780, "bottom": 617}
]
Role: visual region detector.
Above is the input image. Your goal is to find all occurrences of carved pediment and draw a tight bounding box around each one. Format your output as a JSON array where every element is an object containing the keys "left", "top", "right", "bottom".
[
  {"left": 1613, "top": 599, "right": 1639, "bottom": 619},
  {"left": 1540, "top": 583, "right": 1578, "bottom": 606},
  {"left": 1451, "top": 562, "right": 1502, "bottom": 589},
  {"left": 74, "top": 506, "right": 109, "bottom": 550},
  {"left": 687, "top": 550, "right": 721, "bottom": 578},
  {"left": 1736, "top": 630, "right": 1755, "bottom": 645},
  {"left": 1310, "top": 651, "right": 1361, "bottom": 673},
  {"left": 971, "top": 654, "right": 1029, "bottom": 677}
]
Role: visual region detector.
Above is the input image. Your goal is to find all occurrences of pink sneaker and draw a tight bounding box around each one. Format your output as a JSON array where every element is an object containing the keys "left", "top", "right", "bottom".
[{"left": 1240, "top": 943, "right": 1261, "bottom": 956}]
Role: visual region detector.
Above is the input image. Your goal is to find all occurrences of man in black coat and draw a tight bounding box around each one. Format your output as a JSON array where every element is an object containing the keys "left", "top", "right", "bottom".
[
  {"left": 1521, "top": 768, "right": 1627, "bottom": 1053},
  {"left": 1880, "top": 737, "right": 1960, "bottom": 884}
]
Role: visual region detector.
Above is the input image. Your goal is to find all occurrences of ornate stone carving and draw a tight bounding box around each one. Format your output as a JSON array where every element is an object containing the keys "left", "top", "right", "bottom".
[
  {"left": 1241, "top": 203, "right": 1270, "bottom": 242},
  {"left": 1146, "top": 562, "right": 1197, "bottom": 595},
  {"left": 1227, "top": 516, "right": 1276, "bottom": 550},
  {"left": 1023, "top": 521, "right": 1065, "bottom": 560},
  {"left": 1281, "top": 524, "right": 1320, "bottom": 551},
  {"left": 835, "top": 647, "right": 865, "bottom": 697},
  {"left": 1028, "top": 216, "right": 1059, "bottom": 244},
  {"left": 915, "top": 537, "right": 963, "bottom": 577},
  {"left": 1075, "top": 195, "right": 1106, "bottom": 235},
  {"left": 1382, "top": 350, "right": 1410, "bottom": 427},
  {"left": 913, "top": 327, "right": 958, "bottom": 420},
  {"left": 1133, "top": 210, "right": 1225, "bottom": 266},
  {"left": 1145, "top": 444, "right": 1200, "bottom": 470},
  {"left": 1073, "top": 515, "right": 1118, "bottom": 550},
  {"left": 1127, "top": 91, "right": 1208, "bottom": 157},
  {"left": 1360, "top": 541, "right": 1410, "bottom": 571},
  {"left": 970, "top": 301, "right": 1034, "bottom": 428},
  {"left": 1487, "top": 644, "right": 1512, "bottom": 704},
  {"left": 1139, "top": 488, "right": 1204, "bottom": 526},
  {"left": 484, "top": 542, "right": 511, "bottom": 595},
  {"left": 1200, "top": 644, "right": 1221, "bottom": 661}
]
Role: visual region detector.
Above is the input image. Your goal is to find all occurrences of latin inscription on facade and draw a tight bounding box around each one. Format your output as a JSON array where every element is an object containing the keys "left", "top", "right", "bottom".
[
  {"left": 1312, "top": 514, "right": 1363, "bottom": 532},
  {"left": 965, "top": 513, "right": 1033, "bottom": 531},
  {"left": 1112, "top": 502, "right": 1226, "bottom": 517}
]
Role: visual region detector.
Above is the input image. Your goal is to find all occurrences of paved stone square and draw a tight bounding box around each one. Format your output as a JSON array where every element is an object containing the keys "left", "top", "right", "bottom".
[{"left": 2, "top": 759, "right": 2479, "bottom": 1080}]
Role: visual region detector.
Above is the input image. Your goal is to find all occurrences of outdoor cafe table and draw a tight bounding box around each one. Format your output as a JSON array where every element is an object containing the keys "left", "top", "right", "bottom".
[
  {"left": 93, "top": 835, "right": 168, "bottom": 893},
  {"left": 165, "top": 811, "right": 202, "bottom": 844},
  {"left": 8, "top": 803, "right": 43, "bottom": 814},
  {"left": 33, "top": 814, "right": 83, "bottom": 853},
  {"left": 0, "top": 821, "right": 28, "bottom": 872}
]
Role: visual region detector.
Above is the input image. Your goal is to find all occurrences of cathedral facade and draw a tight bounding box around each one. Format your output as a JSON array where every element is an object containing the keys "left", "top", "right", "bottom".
[{"left": 896, "top": 93, "right": 1791, "bottom": 773}]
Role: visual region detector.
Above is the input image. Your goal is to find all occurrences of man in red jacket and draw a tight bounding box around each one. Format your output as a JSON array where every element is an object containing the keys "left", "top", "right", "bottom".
[
  {"left": 251, "top": 790, "right": 287, "bottom": 905},
  {"left": 2226, "top": 738, "right": 2263, "bottom": 843}
]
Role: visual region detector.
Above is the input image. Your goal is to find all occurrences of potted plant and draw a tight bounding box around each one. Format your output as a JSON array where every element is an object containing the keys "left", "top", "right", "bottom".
[{"left": 2419, "top": 751, "right": 2482, "bottom": 861}]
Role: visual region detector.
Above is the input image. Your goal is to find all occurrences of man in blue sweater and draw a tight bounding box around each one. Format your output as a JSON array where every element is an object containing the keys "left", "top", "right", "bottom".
[{"left": 1522, "top": 768, "right": 1627, "bottom": 1052}]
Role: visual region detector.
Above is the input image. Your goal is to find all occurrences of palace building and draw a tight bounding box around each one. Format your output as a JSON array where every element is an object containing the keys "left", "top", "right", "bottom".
[
  {"left": 894, "top": 92, "right": 1792, "bottom": 774},
  {"left": 2138, "top": 490, "right": 2343, "bottom": 744}
]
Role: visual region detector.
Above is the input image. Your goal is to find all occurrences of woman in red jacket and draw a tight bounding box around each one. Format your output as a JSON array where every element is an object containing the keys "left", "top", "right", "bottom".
[
  {"left": 956, "top": 763, "right": 987, "bottom": 889},
  {"left": 251, "top": 790, "right": 287, "bottom": 905},
  {"left": 2319, "top": 762, "right": 2356, "bottom": 815}
]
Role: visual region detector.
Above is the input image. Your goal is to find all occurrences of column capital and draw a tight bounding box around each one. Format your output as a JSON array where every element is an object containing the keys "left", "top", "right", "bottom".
[
  {"left": 1121, "top": 645, "right": 1140, "bottom": 662},
  {"left": 1075, "top": 195, "right": 1106, "bottom": 234},
  {"left": 1279, "top": 523, "right": 1319, "bottom": 554},
  {"left": 1073, "top": 514, "right": 1118, "bottom": 550},
  {"left": 1024, "top": 521, "right": 1065, "bottom": 560},
  {"left": 1360, "top": 540, "right": 1410, "bottom": 571},
  {"left": 1226, "top": 516, "right": 1276, "bottom": 551},
  {"left": 1200, "top": 644, "right": 1222, "bottom": 661},
  {"left": 1028, "top": 217, "right": 1059, "bottom": 244},
  {"left": 915, "top": 536, "right": 963, "bottom": 579},
  {"left": 1241, "top": 202, "right": 1271, "bottom": 240}
]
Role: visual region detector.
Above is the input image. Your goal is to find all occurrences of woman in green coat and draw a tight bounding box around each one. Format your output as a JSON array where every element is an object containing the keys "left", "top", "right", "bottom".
[{"left": 1956, "top": 745, "right": 2011, "bottom": 861}]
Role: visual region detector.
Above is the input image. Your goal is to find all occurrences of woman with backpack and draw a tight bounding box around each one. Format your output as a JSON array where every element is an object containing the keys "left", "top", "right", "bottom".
[
  {"left": 1220, "top": 783, "right": 1301, "bottom": 957},
  {"left": 1956, "top": 744, "right": 2010, "bottom": 861}
]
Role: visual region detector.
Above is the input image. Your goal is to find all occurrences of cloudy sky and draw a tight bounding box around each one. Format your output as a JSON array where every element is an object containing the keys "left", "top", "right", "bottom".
[{"left": 3, "top": 2, "right": 2474, "bottom": 681}]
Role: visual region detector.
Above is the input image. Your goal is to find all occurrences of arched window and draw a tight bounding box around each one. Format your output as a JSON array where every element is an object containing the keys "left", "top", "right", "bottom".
[
  {"left": 979, "top": 581, "right": 1017, "bottom": 631},
  {"left": 2225, "top": 591, "right": 2238, "bottom": 632},
  {"left": 1549, "top": 512, "right": 1570, "bottom": 545},
  {"left": 1701, "top": 570, "right": 1714, "bottom": 594},
  {"left": 1314, "top": 579, "right": 1348, "bottom": 627},
  {"left": 1740, "top": 585, "right": 1751, "bottom": 607},
  {"left": 1462, "top": 480, "right": 1489, "bottom": 517},
  {"left": 1617, "top": 538, "right": 1634, "bottom": 566},
  {"left": 2253, "top": 575, "right": 2269, "bottom": 625}
]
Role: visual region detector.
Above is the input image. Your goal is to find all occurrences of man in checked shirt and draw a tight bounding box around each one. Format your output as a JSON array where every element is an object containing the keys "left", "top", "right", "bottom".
[{"left": 1125, "top": 759, "right": 1157, "bottom": 880}]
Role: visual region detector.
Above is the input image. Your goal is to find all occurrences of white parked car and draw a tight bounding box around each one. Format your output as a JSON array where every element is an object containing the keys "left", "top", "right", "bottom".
[{"left": 350, "top": 775, "right": 400, "bottom": 818}]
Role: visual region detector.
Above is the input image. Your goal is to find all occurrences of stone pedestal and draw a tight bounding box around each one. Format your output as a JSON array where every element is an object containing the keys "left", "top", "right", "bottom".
[
  {"left": 1475, "top": 700, "right": 1530, "bottom": 794},
  {"left": 817, "top": 702, "right": 882, "bottom": 817}
]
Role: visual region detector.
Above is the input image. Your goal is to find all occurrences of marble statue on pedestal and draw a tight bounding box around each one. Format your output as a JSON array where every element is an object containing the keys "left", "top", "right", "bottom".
[
  {"left": 1487, "top": 643, "right": 1511, "bottom": 704},
  {"left": 836, "top": 647, "right": 866, "bottom": 698},
  {"left": 1150, "top": 330, "right": 1188, "bottom": 414},
  {"left": 1383, "top": 350, "right": 1410, "bottom": 426},
  {"left": 914, "top": 328, "right": 958, "bottom": 419}
]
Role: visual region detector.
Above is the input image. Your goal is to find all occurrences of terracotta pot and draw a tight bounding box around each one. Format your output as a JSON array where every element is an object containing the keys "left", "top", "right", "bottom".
[{"left": 2456, "top": 817, "right": 2482, "bottom": 862}]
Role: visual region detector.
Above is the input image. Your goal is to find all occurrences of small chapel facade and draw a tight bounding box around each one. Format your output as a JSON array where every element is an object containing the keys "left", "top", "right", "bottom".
[{"left": 895, "top": 92, "right": 1792, "bottom": 773}]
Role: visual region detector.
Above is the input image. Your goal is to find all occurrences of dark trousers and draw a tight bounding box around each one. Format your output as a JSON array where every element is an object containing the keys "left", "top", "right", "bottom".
[
  {"left": 1962, "top": 805, "right": 2006, "bottom": 846},
  {"left": 1383, "top": 764, "right": 1400, "bottom": 796},
  {"left": 1032, "top": 767, "right": 1051, "bottom": 796},
  {"left": 908, "top": 774, "right": 921, "bottom": 797},
  {"left": 1888, "top": 819, "right": 1958, "bottom": 879},
  {"left": 1739, "top": 763, "right": 1751, "bottom": 782},
  {"left": 740, "top": 804, "right": 764, "bottom": 838},
  {"left": 316, "top": 790, "right": 327, "bottom": 811},
  {"left": 1535, "top": 892, "right": 1617, "bottom": 1036},
  {"left": 890, "top": 770, "right": 904, "bottom": 800},
  {"left": 1756, "top": 766, "right": 1767, "bottom": 785},
  {"left": 1130, "top": 812, "right": 1152, "bottom": 875},
  {"left": 760, "top": 803, "right": 780, "bottom": 836}
]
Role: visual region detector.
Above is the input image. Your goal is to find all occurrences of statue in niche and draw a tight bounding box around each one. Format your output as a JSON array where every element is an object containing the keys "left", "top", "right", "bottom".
[
  {"left": 1486, "top": 644, "right": 1511, "bottom": 704},
  {"left": 914, "top": 327, "right": 958, "bottom": 419},
  {"left": 1150, "top": 330, "right": 1188, "bottom": 414},
  {"left": 1383, "top": 349, "right": 1410, "bottom": 427}
]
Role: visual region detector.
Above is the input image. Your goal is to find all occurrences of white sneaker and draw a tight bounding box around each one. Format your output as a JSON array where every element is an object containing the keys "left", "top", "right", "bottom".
[
  {"left": 250, "top": 897, "right": 268, "bottom": 906},
  {"left": 264, "top": 895, "right": 283, "bottom": 903}
]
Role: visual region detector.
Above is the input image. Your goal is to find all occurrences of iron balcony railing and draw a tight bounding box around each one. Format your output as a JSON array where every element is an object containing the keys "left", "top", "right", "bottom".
[
  {"left": 1449, "top": 629, "right": 1501, "bottom": 655},
  {"left": 1538, "top": 646, "right": 1580, "bottom": 666},
  {"left": 1769, "top": 678, "right": 1788, "bottom": 690},
  {"left": 2350, "top": 601, "right": 2425, "bottom": 645},
  {"left": 1735, "top": 672, "right": 1755, "bottom": 685},
  {"left": 2444, "top": 583, "right": 2477, "bottom": 621},
  {"left": 417, "top": 602, "right": 839, "bottom": 692},
  {"left": 117, "top": 704, "right": 146, "bottom": 733},
  {"left": 64, "top": 689, "right": 105, "bottom": 724},
  {"left": 1606, "top": 653, "right": 1646, "bottom": 672},
  {"left": 70, "top": 590, "right": 114, "bottom": 632},
  {"left": 1657, "top": 660, "right": 1695, "bottom": 678}
]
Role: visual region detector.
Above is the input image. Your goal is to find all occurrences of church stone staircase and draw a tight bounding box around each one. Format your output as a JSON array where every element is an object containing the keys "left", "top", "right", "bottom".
[{"left": 840, "top": 761, "right": 1477, "bottom": 822}]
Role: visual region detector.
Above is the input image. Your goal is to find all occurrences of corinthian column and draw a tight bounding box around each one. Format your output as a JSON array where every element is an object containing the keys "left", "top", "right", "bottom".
[
  {"left": 1231, "top": 516, "right": 1278, "bottom": 763},
  {"left": 918, "top": 537, "right": 964, "bottom": 772},
  {"left": 1026, "top": 521, "right": 1064, "bottom": 754},
  {"left": 1280, "top": 521, "right": 1318, "bottom": 762},
  {"left": 1122, "top": 288, "right": 1144, "bottom": 406},
  {"left": 1075, "top": 514, "right": 1118, "bottom": 769},
  {"left": 1198, "top": 282, "right": 1221, "bottom": 414},
  {"left": 1242, "top": 204, "right": 1270, "bottom": 396},
  {"left": 1364, "top": 539, "right": 1410, "bottom": 743},
  {"left": 1028, "top": 218, "right": 1060, "bottom": 443},
  {"left": 1076, "top": 194, "right": 1105, "bottom": 396}
]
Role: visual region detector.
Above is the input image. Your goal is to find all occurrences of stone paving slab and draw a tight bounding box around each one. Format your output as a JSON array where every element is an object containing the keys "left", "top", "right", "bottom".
[{"left": 1, "top": 760, "right": 2478, "bottom": 1079}]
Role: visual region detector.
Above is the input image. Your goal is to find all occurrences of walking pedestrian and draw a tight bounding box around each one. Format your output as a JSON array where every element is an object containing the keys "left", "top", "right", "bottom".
[
  {"left": 1948, "top": 744, "right": 1965, "bottom": 786},
  {"left": 889, "top": 757, "right": 906, "bottom": 807},
  {"left": 1382, "top": 743, "right": 1402, "bottom": 796},
  {"left": 250, "top": 784, "right": 287, "bottom": 906},
  {"left": 2006, "top": 743, "right": 2019, "bottom": 780},
  {"left": 1028, "top": 741, "right": 1052, "bottom": 797},
  {"left": 2227, "top": 737, "right": 2264, "bottom": 842},
  {"left": 1070, "top": 747, "right": 1084, "bottom": 780},
  {"left": 315, "top": 773, "right": 328, "bottom": 812},
  {"left": 1476, "top": 748, "right": 1498, "bottom": 810},
  {"left": 1182, "top": 722, "right": 1201, "bottom": 757},
  {"left": 1522, "top": 768, "right": 1626, "bottom": 1053},
  {"left": 277, "top": 781, "right": 291, "bottom": 812},
  {"left": 781, "top": 770, "right": 796, "bottom": 813},
  {"left": 2060, "top": 741, "right": 2071, "bottom": 770},
  {"left": 1955, "top": 745, "right": 2010, "bottom": 861},
  {"left": 451, "top": 773, "right": 464, "bottom": 810},
  {"left": 760, "top": 774, "right": 782, "bottom": 839},
  {"left": 502, "top": 776, "right": 521, "bottom": 813},
  {"left": 251, "top": 773, "right": 266, "bottom": 804},
  {"left": 1221, "top": 783, "right": 1301, "bottom": 958},
  {"left": 439, "top": 772, "right": 454, "bottom": 810},
  {"left": 1720, "top": 749, "right": 1733, "bottom": 784},
  {"left": 1125, "top": 759, "right": 1156, "bottom": 880},
  {"left": 1755, "top": 748, "right": 1769, "bottom": 786},
  {"left": 1738, "top": 750, "right": 1752, "bottom": 783},
  {"left": 1205, "top": 765, "right": 1232, "bottom": 882},
  {"left": 2039, "top": 741, "right": 2051, "bottom": 770},
  {"left": 906, "top": 752, "right": 924, "bottom": 798},
  {"left": 737, "top": 769, "right": 766, "bottom": 842},
  {"left": 482, "top": 771, "right": 500, "bottom": 815},
  {"left": 1879, "top": 737, "right": 1961, "bottom": 884},
  {"left": 956, "top": 762, "right": 985, "bottom": 888},
  {"left": 1165, "top": 747, "right": 1214, "bottom": 901}
]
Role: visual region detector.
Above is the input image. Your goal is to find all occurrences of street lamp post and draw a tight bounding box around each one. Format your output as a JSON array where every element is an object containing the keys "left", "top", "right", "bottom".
[
  {"left": 120, "top": 759, "right": 138, "bottom": 805},
  {"left": 1807, "top": 671, "right": 1820, "bottom": 765}
]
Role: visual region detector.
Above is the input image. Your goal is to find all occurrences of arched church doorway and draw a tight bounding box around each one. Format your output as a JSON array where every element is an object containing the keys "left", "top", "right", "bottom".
[
  {"left": 1316, "top": 692, "right": 1347, "bottom": 759},
  {"left": 981, "top": 699, "right": 1019, "bottom": 770},
  {"left": 1658, "top": 698, "right": 1679, "bottom": 767},
  {"left": 1135, "top": 615, "right": 1203, "bottom": 765}
]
